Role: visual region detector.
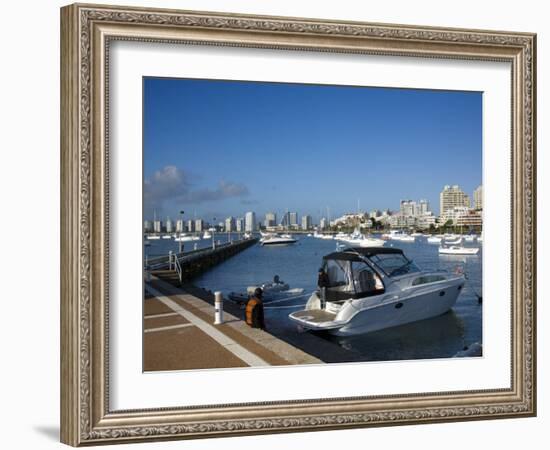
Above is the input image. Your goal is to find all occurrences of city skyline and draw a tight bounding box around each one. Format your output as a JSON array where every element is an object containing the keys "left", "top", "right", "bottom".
[
  {"left": 144, "top": 78, "right": 482, "bottom": 221},
  {"left": 144, "top": 184, "right": 482, "bottom": 227}
]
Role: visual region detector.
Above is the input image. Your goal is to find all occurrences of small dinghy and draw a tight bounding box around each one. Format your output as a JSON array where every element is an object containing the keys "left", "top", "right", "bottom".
[{"left": 228, "top": 275, "right": 304, "bottom": 303}]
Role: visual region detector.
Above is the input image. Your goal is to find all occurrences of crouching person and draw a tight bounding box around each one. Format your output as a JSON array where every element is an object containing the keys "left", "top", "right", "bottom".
[{"left": 245, "top": 288, "right": 265, "bottom": 330}]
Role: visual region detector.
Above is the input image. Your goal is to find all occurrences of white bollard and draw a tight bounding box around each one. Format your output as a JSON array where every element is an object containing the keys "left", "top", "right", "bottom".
[{"left": 214, "top": 291, "right": 224, "bottom": 325}]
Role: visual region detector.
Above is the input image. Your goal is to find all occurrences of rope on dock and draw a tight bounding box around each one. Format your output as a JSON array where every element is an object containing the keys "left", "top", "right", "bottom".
[
  {"left": 263, "top": 292, "right": 313, "bottom": 305},
  {"left": 264, "top": 303, "right": 307, "bottom": 310}
]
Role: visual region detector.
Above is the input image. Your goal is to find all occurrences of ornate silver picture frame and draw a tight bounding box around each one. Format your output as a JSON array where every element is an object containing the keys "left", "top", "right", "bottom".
[{"left": 60, "top": 3, "right": 536, "bottom": 446}]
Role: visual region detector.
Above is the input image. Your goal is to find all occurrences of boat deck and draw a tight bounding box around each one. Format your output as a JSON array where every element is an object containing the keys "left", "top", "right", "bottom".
[{"left": 291, "top": 309, "right": 337, "bottom": 324}]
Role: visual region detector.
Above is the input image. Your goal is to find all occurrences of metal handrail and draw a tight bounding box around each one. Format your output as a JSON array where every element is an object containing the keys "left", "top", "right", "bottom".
[{"left": 172, "top": 253, "right": 183, "bottom": 284}]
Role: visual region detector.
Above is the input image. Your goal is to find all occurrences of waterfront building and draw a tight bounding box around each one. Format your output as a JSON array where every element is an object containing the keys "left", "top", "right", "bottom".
[
  {"left": 153, "top": 220, "right": 162, "bottom": 233},
  {"left": 442, "top": 206, "right": 470, "bottom": 225},
  {"left": 175, "top": 219, "right": 184, "bottom": 233},
  {"left": 264, "top": 212, "right": 277, "bottom": 228},
  {"left": 195, "top": 219, "right": 204, "bottom": 233},
  {"left": 225, "top": 216, "right": 235, "bottom": 232},
  {"left": 390, "top": 214, "right": 416, "bottom": 228},
  {"left": 456, "top": 209, "right": 483, "bottom": 228},
  {"left": 369, "top": 209, "right": 382, "bottom": 219},
  {"left": 144, "top": 220, "right": 152, "bottom": 233},
  {"left": 319, "top": 217, "right": 327, "bottom": 230},
  {"left": 440, "top": 185, "right": 470, "bottom": 216},
  {"left": 301, "top": 215, "right": 312, "bottom": 230},
  {"left": 474, "top": 185, "right": 483, "bottom": 210},
  {"left": 416, "top": 212, "right": 437, "bottom": 229},
  {"left": 236, "top": 217, "right": 245, "bottom": 232},
  {"left": 245, "top": 211, "right": 256, "bottom": 232},
  {"left": 186, "top": 219, "right": 195, "bottom": 233}
]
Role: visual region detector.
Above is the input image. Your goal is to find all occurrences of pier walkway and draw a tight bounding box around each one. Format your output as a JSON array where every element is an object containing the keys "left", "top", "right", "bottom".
[
  {"left": 144, "top": 276, "right": 323, "bottom": 371},
  {"left": 148, "top": 237, "right": 258, "bottom": 285}
]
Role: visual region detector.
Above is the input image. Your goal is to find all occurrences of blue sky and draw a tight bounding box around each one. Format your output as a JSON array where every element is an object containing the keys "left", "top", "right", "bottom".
[{"left": 143, "top": 77, "right": 482, "bottom": 223}]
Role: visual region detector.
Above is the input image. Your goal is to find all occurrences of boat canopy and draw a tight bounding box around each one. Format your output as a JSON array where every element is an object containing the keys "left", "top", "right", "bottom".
[
  {"left": 320, "top": 255, "right": 386, "bottom": 301},
  {"left": 323, "top": 247, "right": 404, "bottom": 262},
  {"left": 323, "top": 247, "right": 420, "bottom": 278}
]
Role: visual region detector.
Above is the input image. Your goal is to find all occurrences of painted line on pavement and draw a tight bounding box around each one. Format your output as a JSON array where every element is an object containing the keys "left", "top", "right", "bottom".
[
  {"left": 144, "top": 323, "right": 195, "bottom": 333},
  {"left": 145, "top": 285, "right": 269, "bottom": 367},
  {"left": 144, "top": 312, "right": 179, "bottom": 319}
]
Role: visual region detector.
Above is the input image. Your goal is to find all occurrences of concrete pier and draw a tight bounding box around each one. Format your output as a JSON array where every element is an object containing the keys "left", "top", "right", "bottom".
[
  {"left": 148, "top": 237, "right": 257, "bottom": 285},
  {"left": 144, "top": 276, "right": 322, "bottom": 371}
]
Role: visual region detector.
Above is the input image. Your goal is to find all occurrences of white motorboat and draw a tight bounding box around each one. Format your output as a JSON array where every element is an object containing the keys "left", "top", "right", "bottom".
[
  {"left": 339, "top": 229, "right": 385, "bottom": 247},
  {"left": 398, "top": 235, "right": 416, "bottom": 242},
  {"left": 202, "top": 231, "right": 212, "bottom": 239},
  {"left": 161, "top": 235, "right": 172, "bottom": 239},
  {"left": 463, "top": 235, "right": 477, "bottom": 242},
  {"left": 289, "top": 247, "right": 464, "bottom": 336},
  {"left": 438, "top": 245, "right": 479, "bottom": 255},
  {"left": 383, "top": 230, "right": 415, "bottom": 242},
  {"left": 334, "top": 232, "right": 350, "bottom": 240},
  {"left": 444, "top": 237, "right": 463, "bottom": 245},
  {"left": 317, "top": 234, "right": 334, "bottom": 240},
  {"left": 427, "top": 236, "right": 442, "bottom": 244},
  {"left": 260, "top": 234, "right": 297, "bottom": 246},
  {"left": 358, "top": 237, "right": 386, "bottom": 247},
  {"left": 174, "top": 234, "right": 195, "bottom": 242},
  {"left": 146, "top": 235, "right": 160, "bottom": 240}
]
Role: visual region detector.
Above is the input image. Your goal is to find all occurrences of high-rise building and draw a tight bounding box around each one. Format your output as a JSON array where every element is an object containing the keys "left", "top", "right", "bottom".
[
  {"left": 264, "top": 212, "right": 276, "bottom": 228},
  {"left": 236, "top": 217, "right": 245, "bottom": 232},
  {"left": 165, "top": 217, "right": 173, "bottom": 233},
  {"left": 474, "top": 185, "right": 483, "bottom": 210},
  {"left": 440, "top": 185, "right": 470, "bottom": 216},
  {"left": 195, "top": 219, "right": 204, "bottom": 232},
  {"left": 245, "top": 212, "right": 256, "bottom": 232},
  {"left": 176, "top": 219, "right": 184, "bottom": 233},
  {"left": 418, "top": 199, "right": 430, "bottom": 215},
  {"left": 153, "top": 220, "right": 162, "bottom": 233},
  {"left": 289, "top": 212, "right": 298, "bottom": 227},
  {"left": 280, "top": 212, "right": 290, "bottom": 228},
  {"left": 144, "top": 220, "right": 152, "bottom": 233},
  {"left": 319, "top": 217, "right": 327, "bottom": 230},
  {"left": 301, "top": 215, "right": 312, "bottom": 230},
  {"left": 186, "top": 219, "right": 195, "bottom": 233},
  {"left": 400, "top": 200, "right": 416, "bottom": 216},
  {"left": 225, "top": 216, "right": 235, "bottom": 232}
]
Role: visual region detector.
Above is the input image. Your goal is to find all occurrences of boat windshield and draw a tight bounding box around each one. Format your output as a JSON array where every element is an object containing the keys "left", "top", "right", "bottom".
[
  {"left": 369, "top": 253, "right": 420, "bottom": 277},
  {"left": 322, "top": 259, "right": 384, "bottom": 300}
]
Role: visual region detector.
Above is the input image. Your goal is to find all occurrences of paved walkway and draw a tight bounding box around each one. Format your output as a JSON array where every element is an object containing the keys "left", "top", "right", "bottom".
[{"left": 143, "top": 276, "right": 322, "bottom": 371}]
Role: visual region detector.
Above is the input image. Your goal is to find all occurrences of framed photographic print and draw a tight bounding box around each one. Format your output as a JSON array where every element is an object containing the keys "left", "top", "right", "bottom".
[{"left": 60, "top": 3, "right": 536, "bottom": 446}]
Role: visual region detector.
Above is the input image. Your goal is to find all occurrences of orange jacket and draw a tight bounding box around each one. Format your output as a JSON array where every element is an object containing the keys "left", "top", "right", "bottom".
[{"left": 245, "top": 296, "right": 265, "bottom": 329}]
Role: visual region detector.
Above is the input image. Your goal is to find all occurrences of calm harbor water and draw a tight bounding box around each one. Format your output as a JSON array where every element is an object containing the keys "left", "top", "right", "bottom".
[{"left": 146, "top": 234, "right": 482, "bottom": 362}]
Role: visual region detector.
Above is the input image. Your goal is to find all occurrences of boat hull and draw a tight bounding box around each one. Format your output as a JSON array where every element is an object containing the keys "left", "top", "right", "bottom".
[
  {"left": 261, "top": 239, "right": 297, "bottom": 246},
  {"left": 289, "top": 279, "right": 463, "bottom": 336},
  {"left": 439, "top": 247, "right": 479, "bottom": 255},
  {"left": 333, "top": 286, "right": 461, "bottom": 335}
]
